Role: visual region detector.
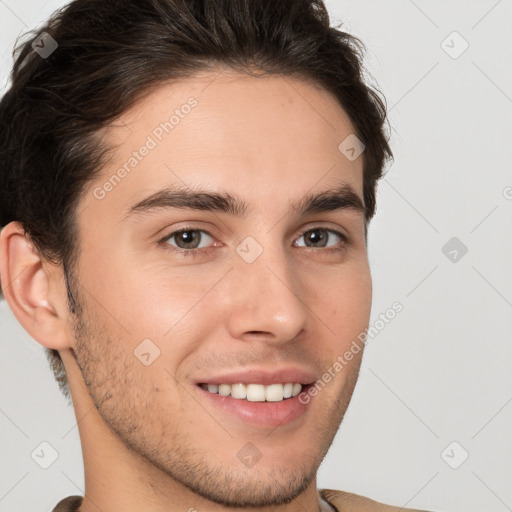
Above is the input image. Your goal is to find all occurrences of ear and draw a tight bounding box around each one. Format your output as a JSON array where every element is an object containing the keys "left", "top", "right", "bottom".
[{"left": 0, "top": 221, "right": 72, "bottom": 350}]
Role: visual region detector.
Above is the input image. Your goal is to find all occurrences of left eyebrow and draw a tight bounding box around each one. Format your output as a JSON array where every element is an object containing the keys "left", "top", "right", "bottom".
[
  {"left": 291, "top": 185, "right": 365, "bottom": 217},
  {"left": 123, "top": 183, "right": 366, "bottom": 221}
]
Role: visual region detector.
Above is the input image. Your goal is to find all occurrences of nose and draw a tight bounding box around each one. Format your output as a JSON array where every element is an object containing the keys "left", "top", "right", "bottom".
[{"left": 223, "top": 244, "right": 309, "bottom": 345}]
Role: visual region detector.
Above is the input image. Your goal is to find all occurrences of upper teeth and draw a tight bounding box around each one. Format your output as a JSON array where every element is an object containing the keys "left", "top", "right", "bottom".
[{"left": 202, "top": 383, "right": 302, "bottom": 402}]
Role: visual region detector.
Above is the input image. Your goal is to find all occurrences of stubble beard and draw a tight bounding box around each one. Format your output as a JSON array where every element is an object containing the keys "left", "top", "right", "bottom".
[{"left": 66, "top": 276, "right": 361, "bottom": 508}]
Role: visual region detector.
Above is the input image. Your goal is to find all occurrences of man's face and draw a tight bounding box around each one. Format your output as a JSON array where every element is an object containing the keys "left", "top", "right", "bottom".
[{"left": 69, "top": 70, "right": 372, "bottom": 507}]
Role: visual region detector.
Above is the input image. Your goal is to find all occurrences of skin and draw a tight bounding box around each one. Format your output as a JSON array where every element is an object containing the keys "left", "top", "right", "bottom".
[{"left": 0, "top": 69, "right": 372, "bottom": 512}]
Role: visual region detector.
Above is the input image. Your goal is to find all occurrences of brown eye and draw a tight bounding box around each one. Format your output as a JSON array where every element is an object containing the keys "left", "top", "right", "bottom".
[
  {"left": 295, "top": 228, "right": 346, "bottom": 249},
  {"left": 172, "top": 230, "right": 203, "bottom": 249},
  {"left": 161, "top": 228, "right": 215, "bottom": 256}
]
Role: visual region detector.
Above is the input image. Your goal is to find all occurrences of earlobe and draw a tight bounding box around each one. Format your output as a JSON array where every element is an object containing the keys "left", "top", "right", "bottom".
[{"left": 0, "top": 221, "right": 72, "bottom": 350}]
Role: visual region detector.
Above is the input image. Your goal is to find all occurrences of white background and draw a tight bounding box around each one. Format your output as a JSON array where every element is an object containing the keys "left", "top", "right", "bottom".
[{"left": 1, "top": 1, "right": 511, "bottom": 511}]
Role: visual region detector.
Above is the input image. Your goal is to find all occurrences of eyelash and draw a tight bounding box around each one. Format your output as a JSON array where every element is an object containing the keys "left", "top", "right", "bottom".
[{"left": 158, "top": 225, "right": 348, "bottom": 258}]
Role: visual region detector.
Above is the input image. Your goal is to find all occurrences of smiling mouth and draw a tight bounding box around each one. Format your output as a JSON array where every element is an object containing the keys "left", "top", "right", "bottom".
[{"left": 199, "top": 382, "right": 303, "bottom": 402}]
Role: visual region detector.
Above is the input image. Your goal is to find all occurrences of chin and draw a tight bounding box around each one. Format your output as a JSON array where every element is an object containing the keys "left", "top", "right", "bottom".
[{"left": 172, "top": 460, "right": 318, "bottom": 508}]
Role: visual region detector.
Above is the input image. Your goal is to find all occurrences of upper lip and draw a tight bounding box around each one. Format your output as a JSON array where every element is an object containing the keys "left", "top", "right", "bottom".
[{"left": 196, "top": 367, "right": 318, "bottom": 386}]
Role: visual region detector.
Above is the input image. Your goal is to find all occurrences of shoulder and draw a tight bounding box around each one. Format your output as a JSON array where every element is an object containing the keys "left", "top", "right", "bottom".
[{"left": 320, "top": 489, "right": 433, "bottom": 512}]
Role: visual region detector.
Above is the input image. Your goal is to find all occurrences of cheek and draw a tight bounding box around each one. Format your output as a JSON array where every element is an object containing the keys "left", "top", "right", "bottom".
[
  {"left": 105, "top": 266, "right": 227, "bottom": 376},
  {"left": 84, "top": 244, "right": 212, "bottom": 331},
  {"left": 318, "top": 263, "right": 372, "bottom": 335}
]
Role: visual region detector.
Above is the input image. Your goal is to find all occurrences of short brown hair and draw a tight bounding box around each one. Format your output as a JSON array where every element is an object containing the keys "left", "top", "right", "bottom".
[{"left": 0, "top": 0, "right": 392, "bottom": 398}]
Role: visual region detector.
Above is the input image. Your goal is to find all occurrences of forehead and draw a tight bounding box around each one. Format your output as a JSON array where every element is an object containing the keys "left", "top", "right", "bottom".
[{"left": 80, "top": 70, "right": 364, "bottom": 221}]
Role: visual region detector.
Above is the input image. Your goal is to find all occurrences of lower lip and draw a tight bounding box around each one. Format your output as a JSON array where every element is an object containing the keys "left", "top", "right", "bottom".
[{"left": 195, "top": 385, "right": 312, "bottom": 428}]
